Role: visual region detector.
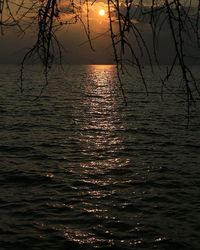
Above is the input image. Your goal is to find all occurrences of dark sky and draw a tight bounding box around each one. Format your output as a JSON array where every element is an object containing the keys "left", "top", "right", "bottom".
[{"left": 0, "top": 1, "right": 199, "bottom": 65}]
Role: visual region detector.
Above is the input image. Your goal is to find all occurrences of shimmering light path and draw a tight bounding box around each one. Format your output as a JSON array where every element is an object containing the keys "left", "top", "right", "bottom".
[{"left": 0, "top": 65, "right": 200, "bottom": 250}]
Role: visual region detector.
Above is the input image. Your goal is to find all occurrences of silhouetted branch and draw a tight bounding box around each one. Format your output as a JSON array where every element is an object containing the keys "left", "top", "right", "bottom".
[{"left": 0, "top": 0, "right": 200, "bottom": 123}]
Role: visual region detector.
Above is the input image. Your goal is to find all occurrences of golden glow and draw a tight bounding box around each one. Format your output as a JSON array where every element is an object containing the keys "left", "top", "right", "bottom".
[{"left": 99, "top": 9, "right": 105, "bottom": 16}]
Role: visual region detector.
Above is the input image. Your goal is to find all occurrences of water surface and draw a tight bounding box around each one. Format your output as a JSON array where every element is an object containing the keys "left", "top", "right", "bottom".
[{"left": 0, "top": 64, "right": 200, "bottom": 250}]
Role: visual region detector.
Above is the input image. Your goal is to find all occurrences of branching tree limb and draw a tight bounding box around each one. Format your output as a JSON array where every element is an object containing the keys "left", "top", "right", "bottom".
[{"left": 0, "top": 0, "right": 200, "bottom": 124}]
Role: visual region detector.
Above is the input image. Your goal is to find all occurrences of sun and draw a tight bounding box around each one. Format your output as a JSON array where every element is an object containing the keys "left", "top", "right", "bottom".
[{"left": 99, "top": 9, "right": 105, "bottom": 16}]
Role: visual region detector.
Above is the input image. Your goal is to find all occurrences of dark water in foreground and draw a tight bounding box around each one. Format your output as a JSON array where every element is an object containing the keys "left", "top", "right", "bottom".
[{"left": 0, "top": 65, "right": 200, "bottom": 250}]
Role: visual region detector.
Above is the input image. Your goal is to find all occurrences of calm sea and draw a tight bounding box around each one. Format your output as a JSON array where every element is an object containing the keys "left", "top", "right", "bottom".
[{"left": 0, "top": 64, "right": 200, "bottom": 250}]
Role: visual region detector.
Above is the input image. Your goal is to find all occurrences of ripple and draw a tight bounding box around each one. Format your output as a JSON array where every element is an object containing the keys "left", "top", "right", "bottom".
[{"left": 0, "top": 65, "right": 200, "bottom": 250}]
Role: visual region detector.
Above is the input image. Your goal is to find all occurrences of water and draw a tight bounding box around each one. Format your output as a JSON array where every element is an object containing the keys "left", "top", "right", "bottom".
[{"left": 0, "top": 64, "right": 200, "bottom": 250}]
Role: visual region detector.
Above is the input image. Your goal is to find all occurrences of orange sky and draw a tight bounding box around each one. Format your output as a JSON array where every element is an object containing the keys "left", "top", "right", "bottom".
[{"left": 0, "top": 0, "right": 199, "bottom": 64}]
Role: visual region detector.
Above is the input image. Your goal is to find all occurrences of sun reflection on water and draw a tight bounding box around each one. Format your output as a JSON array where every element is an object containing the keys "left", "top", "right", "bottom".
[
  {"left": 75, "top": 65, "right": 131, "bottom": 205},
  {"left": 60, "top": 65, "right": 131, "bottom": 247},
  {"left": 77, "top": 65, "right": 129, "bottom": 171}
]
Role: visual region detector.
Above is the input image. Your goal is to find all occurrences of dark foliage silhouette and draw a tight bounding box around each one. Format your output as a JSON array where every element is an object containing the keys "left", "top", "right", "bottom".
[{"left": 0, "top": 0, "right": 200, "bottom": 123}]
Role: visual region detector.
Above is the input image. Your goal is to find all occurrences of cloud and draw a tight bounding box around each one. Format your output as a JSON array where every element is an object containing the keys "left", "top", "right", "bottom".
[{"left": 0, "top": 1, "right": 199, "bottom": 64}]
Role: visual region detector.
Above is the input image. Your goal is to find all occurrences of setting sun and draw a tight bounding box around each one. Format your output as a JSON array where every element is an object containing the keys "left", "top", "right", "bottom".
[{"left": 99, "top": 9, "right": 105, "bottom": 16}]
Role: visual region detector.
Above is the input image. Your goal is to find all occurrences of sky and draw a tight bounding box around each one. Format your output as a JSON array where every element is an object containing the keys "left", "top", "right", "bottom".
[
  {"left": 0, "top": 0, "right": 199, "bottom": 65},
  {"left": 0, "top": 0, "right": 114, "bottom": 64}
]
